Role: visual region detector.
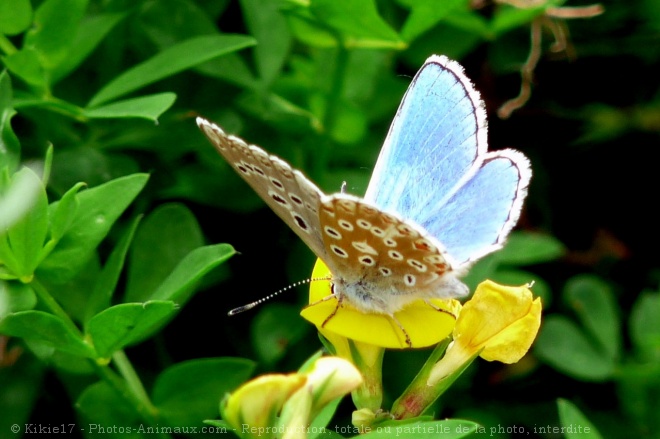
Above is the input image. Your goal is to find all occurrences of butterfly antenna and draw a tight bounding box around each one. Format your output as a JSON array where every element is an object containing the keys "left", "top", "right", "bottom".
[{"left": 227, "top": 277, "right": 332, "bottom": 316}]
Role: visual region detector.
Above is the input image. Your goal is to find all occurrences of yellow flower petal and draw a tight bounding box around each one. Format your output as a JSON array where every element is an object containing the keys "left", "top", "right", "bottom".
[
  {"left": 222, "top": 374, "right": 305, "bottom": 434},
  {"left": 305, "top": 357, "right": 363, "bottom": 409},
  {"left": 278, "top": 388, "right": 312, "bottom": 439},
  {"left": 454, "top": 280, "right": 542, "bottom": 363},
  {"left": 278, "top": 357, "right": 362, "bottom": 438},
  {"left": 300, "top": 259, "right": 460, "bottom": 349},
  {"left": 427, "top": 280, "right": 542, "bottom": 385}
]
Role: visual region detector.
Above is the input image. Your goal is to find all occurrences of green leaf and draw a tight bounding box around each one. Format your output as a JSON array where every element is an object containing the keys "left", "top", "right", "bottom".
[
  {"left": 42, "top": 144, "right": 53, "bottom": 188},
  {"left": 138, "top": 0, "right": 219, "bottom": 43},
  {"left": 0, "top": 281, "right": 36, "bottom": 318},
  {"left": 236, "top": 90, "right": 322, "bottom": 134},
  {"left": 123, "top": 243, "right": 235, "bottom": 343},
  {"left": 42, "top": 256, "right": 101, "bottom": 324},
  {"left": 310, "top": 431, "right": 343, "bottom": 439},
  {"left": 401, "top": 0, "right": 466, "bottom": 42},
  {"left": 125, "top": 203, "right": 205, "bottom": 303},
  {"left": 411, "top": 19, "right": 484, "bottom": 61},
  {"left": 84, "top": 93, "right": 177, "bottom": 121},
  {"left": 361, "top": 420, "right": 479, "bottom": 438},
  {"left": 557, "top": 399, "right": 604, "bottom": 439},
  {"left": 0, "top": 166, "right": 45, "bottom": 240},
  {"left": 84, "top": 215, "right": 142, "bottom": 323},
  {"left": 309, "top": 0, "right": 405, "bottom": 49},
  {"left": 48, "top": 182, "right": 85, "bottom": 244},
  {"left": 340, "top": 49, "right": 390, "bottom": 113},
  {"left": 491, "top": 3, "right": 546, "bottom": 36},
  {"left": 0, "top": 167, "right": 48, "bottom": 281},
  {"left": 308, "top": 93, "right": 366, "bottom": 144},
  {"left": 150, "top": 243, "right": 236, "bottom": 304},
  {"left": 47, "top": 350, "right": 93, "bottom": 374},
  {"left": 0, "top": 70, "right": 20, "bottom": 171},
  {"left": 152, "top": 358, "right": 256, "bottom": 426},
  {"left": 51, "top": 12, "right": 126, "bottom": 83},
  {"left": 2, "top": 48, "right": 46, "bottom": 87},
  {"left": 136, "top": 0, "right": 257, "bottom": 88},
  {"left": 88, "top": 34, "right": 256, "bottom": 107},
  {"left": 24, "top": 0, "right": 89, "bottom": 69},
  {"left": 162, "top": 162, "right": 262, "bottom": 211},
  {"left": 297, "top": 350, "right": 324, "bottom": 374},
  {"left": 251, "top": 304, "right": 309, "bottom": 365},
  {"left": 641, "top": 0, "right": 660, "bottom": 32},
  {"left": 76, "top": 382, "right": 141, "bottom": 430},
  {"left": 445, "top": 8, "right": 491, "bottom": 38},
  {"left": 38, "top": 174, "right": 149, "bottom": 283},
  {"left": 309, "top": 397, "right": 341, "bottom": 438},
  {"left": 12, "top": 93, "right": 85, "bottom": 118},
  {"left": 140, "top": 0, "right": 221, "bottom": 42},
  {"left": 629, "top": 291, "right": 660, "bottom": 361},
  {"left": 534, "top": 315, "right": 614, "bottom": 381},
  {"left": 496, "top": 231, "right": 565, "bottom": 266},
  {"left": 0, "top": 310, "right": 94, "bottom": 357},
  {"left": 0, "top": 0, "right": 32, "bottom": 35},
  {"left": 197, "top": 53, "right": 258, "bottom": 89},
  {"left": 240, "top": 0, "right": 292, "bottom": 85},
  {"left": 616, "top": 363, "right": 660, "bottom": 434},
  {"left": 86, "top": 301, "right": 178, "bottom": 358},
  {"left": 48, "top": 148, "right": 138, "bottom": 195},
  {"left": 286, "top": 7, "right": 340, "bottom": 48},
  {"left": 564, "top": 275, "right": 621, "bottom": 361}
]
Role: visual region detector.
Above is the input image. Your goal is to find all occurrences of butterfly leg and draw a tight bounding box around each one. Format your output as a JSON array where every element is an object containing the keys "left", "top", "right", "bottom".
[
  {"left": 388, "top": 314, "right": 412, "bottom": 348},
  {"left": 423, "top": 300, "right": 458, "bottom": 320},
  {"left": 308, "top": 290, "right": 414, "bottom": 348},
  {"left": 321, "top": 293, "right": 344, "bottom": 328}
]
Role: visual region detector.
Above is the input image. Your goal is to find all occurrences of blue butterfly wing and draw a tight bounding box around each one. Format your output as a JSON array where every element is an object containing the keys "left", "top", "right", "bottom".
[
  {"left": 365, "top": 55, "right": 531, "bottom": 266},
  {"left": 365, "top": 55, "right": 487, "bottom": 217},
  {"left": 423, "top": 150, "right": 531, "bottom": 265}
]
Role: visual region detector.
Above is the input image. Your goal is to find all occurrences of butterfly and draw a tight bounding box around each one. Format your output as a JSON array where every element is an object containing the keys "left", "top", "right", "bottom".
[{"left": 197, "top": 55, "right": 531, "bottom": 346}]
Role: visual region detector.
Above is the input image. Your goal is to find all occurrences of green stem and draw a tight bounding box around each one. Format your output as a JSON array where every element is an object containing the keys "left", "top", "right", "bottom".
[
  {"left": 391, "top": 339, "right": 477, "bottom": 419},
  {"left": 32, "top": 279, "right": 168, "bottom": 437},
  {"left": 31, "top": 279, "right": 83, "bottom": 336},
  {"left": 113, "top": 350, "right": 155, "bottom": 412},
  {"left": 349, "top": 341, "right": 384, "bottom": 412},
  {"left": 390, "top": 337, "right": 451, "bottom": 419},
  {"left": 92, "top": 361, "right": 171, "bottom": 439}
]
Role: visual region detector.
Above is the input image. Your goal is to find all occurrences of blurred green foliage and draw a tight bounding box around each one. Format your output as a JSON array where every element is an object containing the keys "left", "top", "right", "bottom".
[{"left": 1, "top": 0, "right": 659, "bottom": 438}]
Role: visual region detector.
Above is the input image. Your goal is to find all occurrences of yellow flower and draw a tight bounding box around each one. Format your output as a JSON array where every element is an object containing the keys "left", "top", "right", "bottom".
[
  {"left": 428, "top": 280, "right": 542, "bottom": 385},
  {"left": 222, "top": 357, "right": 362, "bottom": 439},
  {"left": 300, "top": 259, "right": 461, "bottom": 349},
  {"left": 279, "top": 357, "right": 362, "bottom": 439},
  {"left": 307, "top": 356, "right": 363, "bottom": 407},
  {"left": 222, "top": 374, "right": 305, "bottom": 439}
]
